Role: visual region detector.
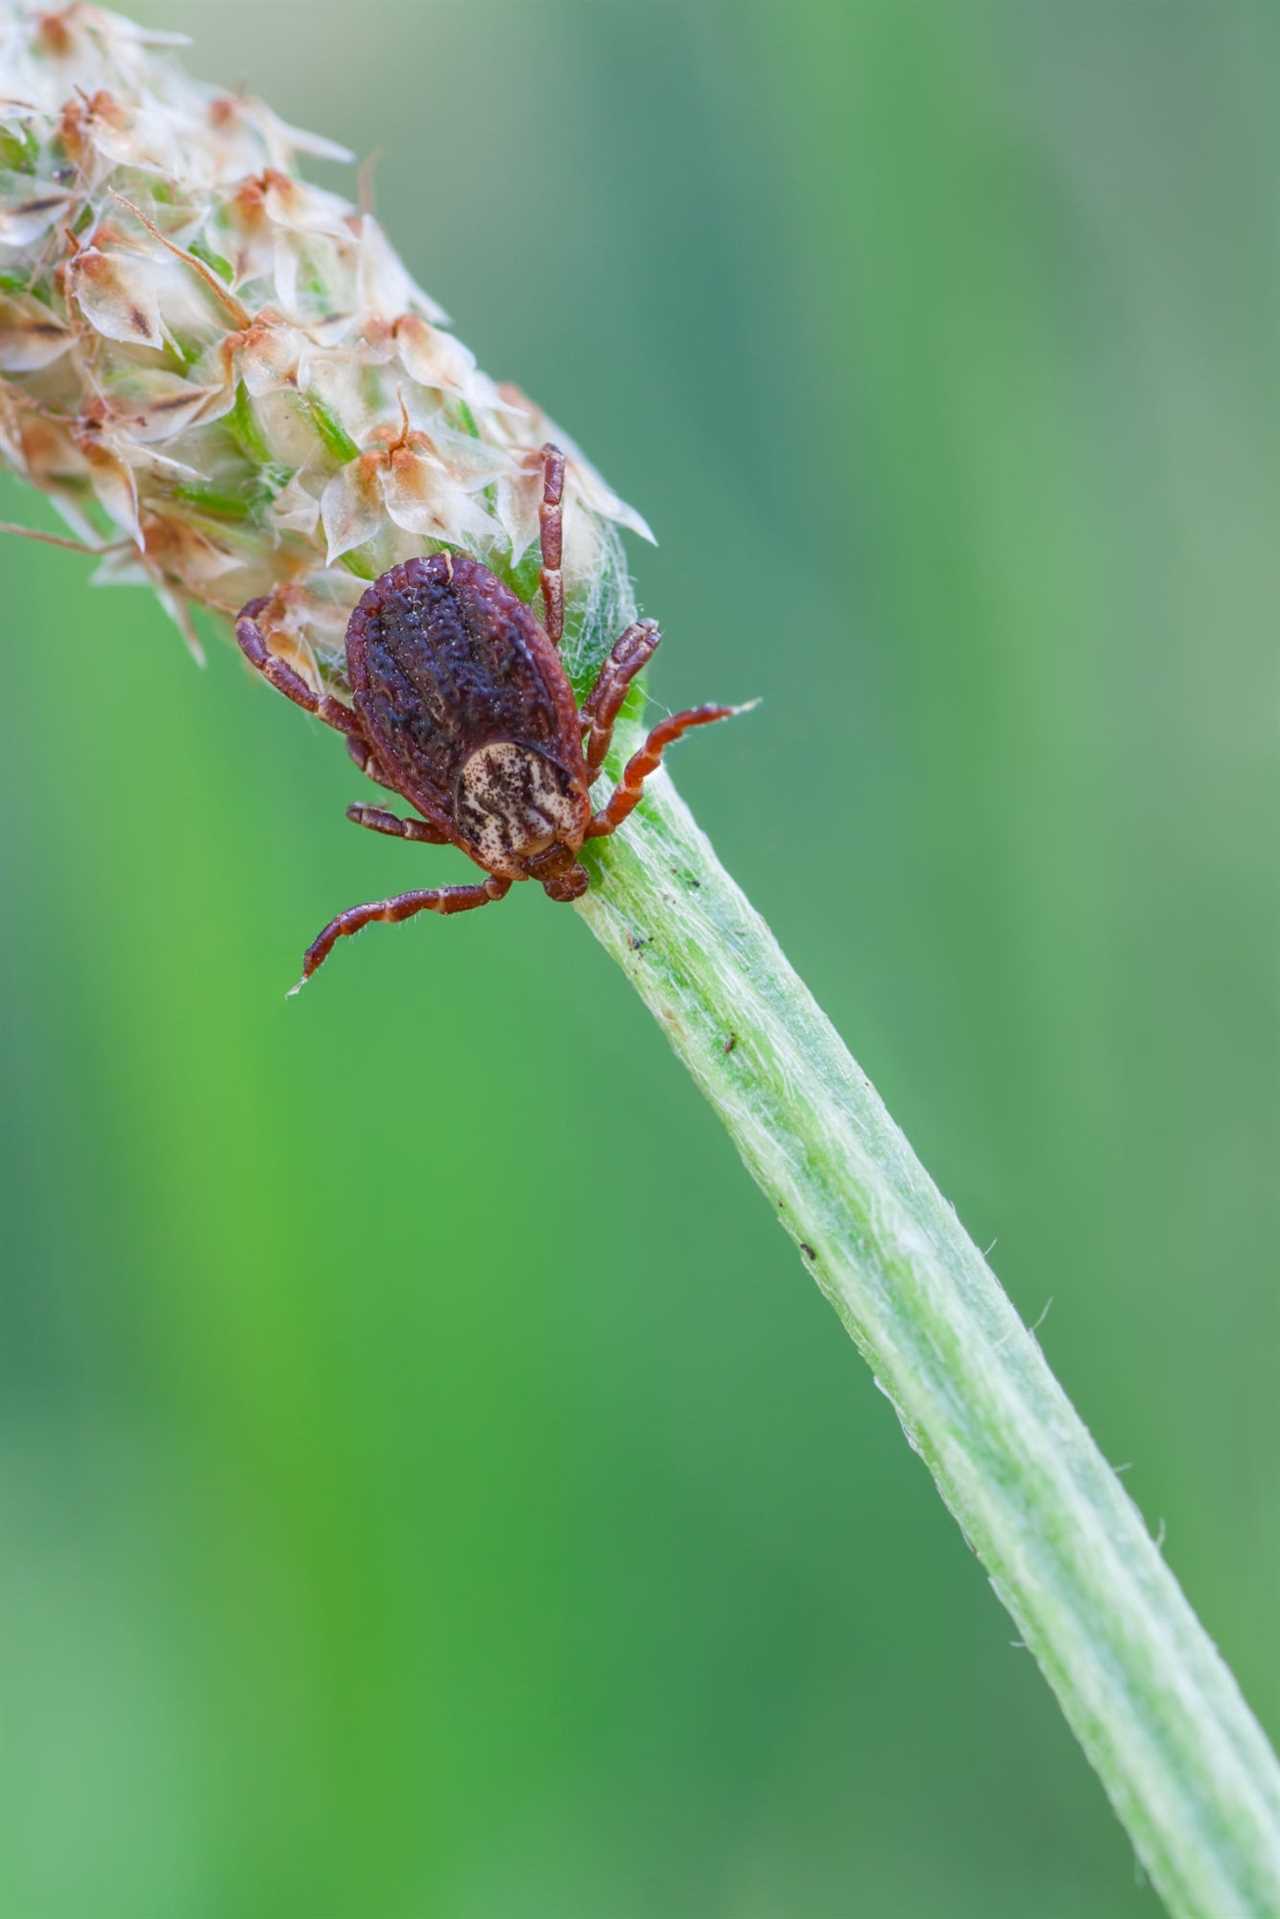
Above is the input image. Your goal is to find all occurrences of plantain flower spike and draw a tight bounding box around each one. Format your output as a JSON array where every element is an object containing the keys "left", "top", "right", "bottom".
[{"left": 0, "top": 0, "right": 652, "bottom": 681}]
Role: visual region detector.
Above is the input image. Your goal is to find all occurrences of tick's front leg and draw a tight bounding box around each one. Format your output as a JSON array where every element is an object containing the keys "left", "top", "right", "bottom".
[
  {"left": 586, "top": 703, "right": 746, "bottom": 839},
  {"left": 579, "top": 619, "right": 661, "bottom": 780},
  {"left": 291, "top": 877, "right": 512, "bottom": 993}
]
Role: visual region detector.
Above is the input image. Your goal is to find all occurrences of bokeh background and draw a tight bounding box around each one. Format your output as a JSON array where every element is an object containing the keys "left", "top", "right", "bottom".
[{"left": 2, "top": 2, "right": 1277, "bottom": 1913}]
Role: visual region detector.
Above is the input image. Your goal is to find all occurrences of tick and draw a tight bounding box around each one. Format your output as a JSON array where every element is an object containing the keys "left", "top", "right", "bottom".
[{"left": 234, "top": 444, "right": 742, "bottom": 988}]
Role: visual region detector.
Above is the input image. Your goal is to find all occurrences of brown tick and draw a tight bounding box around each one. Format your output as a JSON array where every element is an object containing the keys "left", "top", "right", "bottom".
[{"left": 234, "top": 445, "right": 742, "bottom": 989}]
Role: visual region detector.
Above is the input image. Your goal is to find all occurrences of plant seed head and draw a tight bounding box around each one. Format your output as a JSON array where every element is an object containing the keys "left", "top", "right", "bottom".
[{"left": 0, "top": 1, "right": 649, "bottom": 684}]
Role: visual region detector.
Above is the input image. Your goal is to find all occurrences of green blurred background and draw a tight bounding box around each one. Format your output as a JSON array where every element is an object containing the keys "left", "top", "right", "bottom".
[{"left": 3, "top": 2, "right": 1277, "bottom": 1913}]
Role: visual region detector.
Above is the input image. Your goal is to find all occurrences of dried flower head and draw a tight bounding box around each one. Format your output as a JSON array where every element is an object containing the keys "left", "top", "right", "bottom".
[{"left": 0, "top": 0, "right": 650, "bottom": 682}]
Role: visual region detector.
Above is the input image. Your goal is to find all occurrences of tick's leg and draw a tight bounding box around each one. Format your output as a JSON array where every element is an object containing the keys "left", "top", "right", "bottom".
[
  {"left": 585, "top": 704, "right": 742, "bottom": 838},
  {"left": 539, "top": 443, "right": 565, "bottom": 647},
  {"left": 292, "top": 877, "right": 512, "bottom": 993},
  {"left": 235, "top": 598, "right": 364, "bottom": 742},
  {"left": 346, "top": 803, "right": 450, "bottom": 845},
  {"left": 345, "top": 732, "right": 401, "bottom": 792},
  {"left": 579, "top": 619, "right": 662, "bottom": 781}
]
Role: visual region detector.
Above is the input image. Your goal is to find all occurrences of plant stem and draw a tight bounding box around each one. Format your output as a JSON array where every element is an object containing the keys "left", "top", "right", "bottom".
[{"left": 577, "top": 768, "right": 1280, "bottom": 1919}]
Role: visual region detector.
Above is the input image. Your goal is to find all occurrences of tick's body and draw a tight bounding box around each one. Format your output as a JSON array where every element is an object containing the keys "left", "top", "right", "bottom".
[{"left": 234, "top": 445, "right": 737, "bottom": 986}]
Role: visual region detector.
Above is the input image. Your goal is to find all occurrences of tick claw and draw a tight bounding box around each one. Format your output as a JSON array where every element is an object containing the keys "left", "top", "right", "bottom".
[{"left": 286, "top": 975, "right": 307, "bottom": 998}]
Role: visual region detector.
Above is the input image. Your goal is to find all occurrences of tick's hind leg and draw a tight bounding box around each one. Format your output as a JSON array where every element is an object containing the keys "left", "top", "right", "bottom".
[
  {"left": 539, "top": 443, "right": 565, "bottom": 647},
  {"left": 291, "top": 877, "right": 511, "bottom": 993},
  {"left": 586, "top": 704, "right": 747, "bottom": 839},
  {"left": 235, "top": 599, "right": 364, "bottom": 743},
  {"left": 580, "top": 619, "right": 661, "bottom": 781}
]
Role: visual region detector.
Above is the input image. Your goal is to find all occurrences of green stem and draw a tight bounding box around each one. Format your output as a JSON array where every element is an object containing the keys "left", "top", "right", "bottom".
[{"left": 576, "top": 768, "right": 1280, "bottom": 1919}]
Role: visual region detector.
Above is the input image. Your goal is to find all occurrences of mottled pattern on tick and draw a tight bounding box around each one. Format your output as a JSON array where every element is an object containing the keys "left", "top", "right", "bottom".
[
  {"left": 456, "top": 742, "right": 587, "bottom": 876},
  {"left": 346, "top": 554, "right": 582, "bottom": 833}
]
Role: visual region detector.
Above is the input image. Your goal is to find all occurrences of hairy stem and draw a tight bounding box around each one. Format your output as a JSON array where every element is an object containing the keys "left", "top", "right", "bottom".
[{"left": 577, "top": 770, "right": 1280, "bottom": 1919}]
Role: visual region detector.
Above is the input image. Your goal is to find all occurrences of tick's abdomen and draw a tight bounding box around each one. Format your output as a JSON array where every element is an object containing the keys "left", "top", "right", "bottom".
[{"left": 345, "top": 553, "right": 580, "bottom": 827}]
